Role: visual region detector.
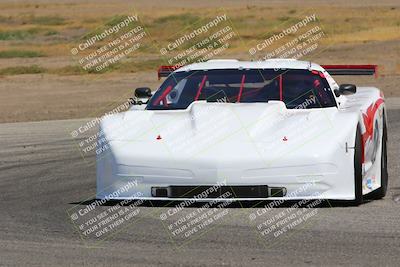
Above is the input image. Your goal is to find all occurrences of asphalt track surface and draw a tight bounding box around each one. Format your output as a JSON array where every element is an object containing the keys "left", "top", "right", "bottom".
[{"left": 1, "top": 107, "right": 400, "bottom": 266}]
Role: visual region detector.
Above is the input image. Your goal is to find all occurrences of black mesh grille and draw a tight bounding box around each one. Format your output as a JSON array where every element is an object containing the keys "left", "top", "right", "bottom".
[{"left": 156, "top": 185, "right": 269, "bottom": 198}]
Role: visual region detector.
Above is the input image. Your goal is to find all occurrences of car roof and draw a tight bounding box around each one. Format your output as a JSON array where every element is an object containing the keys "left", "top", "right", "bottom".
[{"left": 175, "top": 59, "right": 325, "bottom": 73}]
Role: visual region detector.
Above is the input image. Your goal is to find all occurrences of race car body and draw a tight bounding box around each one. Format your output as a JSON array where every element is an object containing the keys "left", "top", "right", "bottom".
[{"left": 96, "top": 59, "right": 387, "bottom": 204}]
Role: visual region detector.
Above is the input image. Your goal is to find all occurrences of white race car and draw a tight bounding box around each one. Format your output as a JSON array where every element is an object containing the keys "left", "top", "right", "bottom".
[{"left": 96, "top": 59, "right": 387, "bottom": 205}]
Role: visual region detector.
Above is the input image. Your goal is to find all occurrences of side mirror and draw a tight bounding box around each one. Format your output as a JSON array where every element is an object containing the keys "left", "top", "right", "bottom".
[
  {"left": 135, "top": 87, "right": 152, "bottom": 98},
  {"left": 130, "top": 87, "right": 152, "bottom": 105},
  {"left": 334, "top": 84, "right": 356, "bottom": 97}
]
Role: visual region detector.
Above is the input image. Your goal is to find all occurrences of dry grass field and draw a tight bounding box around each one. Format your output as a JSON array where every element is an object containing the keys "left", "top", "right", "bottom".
[{"left": 0, "top": 0, "right": 399, "bottom": 122}]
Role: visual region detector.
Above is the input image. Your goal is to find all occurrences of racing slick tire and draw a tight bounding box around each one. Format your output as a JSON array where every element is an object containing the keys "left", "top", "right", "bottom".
[
  {"left": 368, "top": 113, "right": 388, "bottom": 200},
  {"left": 351, "top": 124, "right": 364, "bottom": 206}
]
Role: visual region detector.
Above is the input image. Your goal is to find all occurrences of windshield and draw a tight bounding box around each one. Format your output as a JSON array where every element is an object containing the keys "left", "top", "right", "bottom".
[{"left": 147, "top": 69, "right": 336, "bottom": 110}]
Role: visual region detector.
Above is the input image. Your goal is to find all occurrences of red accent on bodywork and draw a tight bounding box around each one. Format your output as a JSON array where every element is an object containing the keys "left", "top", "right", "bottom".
[{"left": 361, "top": 98, "right": 384, "bottom": 162}]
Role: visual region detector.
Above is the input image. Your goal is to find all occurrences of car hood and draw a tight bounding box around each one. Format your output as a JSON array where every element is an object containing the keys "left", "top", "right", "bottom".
[{"left": 99, "top": 102, "right": 339, "bottom": 165}]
